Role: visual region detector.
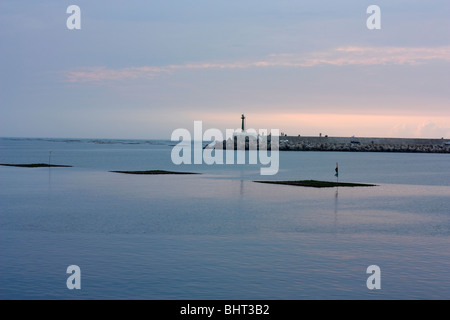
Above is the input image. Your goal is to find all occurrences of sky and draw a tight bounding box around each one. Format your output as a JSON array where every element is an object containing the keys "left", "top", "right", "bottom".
[{"left": 0, "top": 0, "right": 449, "bottom": 139}]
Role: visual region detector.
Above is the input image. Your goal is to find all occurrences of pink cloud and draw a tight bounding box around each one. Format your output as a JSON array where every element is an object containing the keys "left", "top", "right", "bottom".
[
  {"left": 63, "top": 46, "right": 450, "bottom": 83},
  {"left": 64, "top": 66, "right": 173, "bottom": 83}
]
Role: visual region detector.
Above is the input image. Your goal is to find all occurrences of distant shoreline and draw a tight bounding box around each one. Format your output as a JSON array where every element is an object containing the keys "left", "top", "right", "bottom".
[{"left": 1, "top": 136, "right": 449, "bottom": 154}]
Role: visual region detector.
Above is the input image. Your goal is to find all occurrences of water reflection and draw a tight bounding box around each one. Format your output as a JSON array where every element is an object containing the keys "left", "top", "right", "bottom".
[
  {"left": 334, "top": 187, "right": 339, "bottom": 236},
  {"left": 240, "top": 179, "right": 244, "bottom": 198},
  {"left": 48, "top": 167, "right": 52, "bottom": 186}
]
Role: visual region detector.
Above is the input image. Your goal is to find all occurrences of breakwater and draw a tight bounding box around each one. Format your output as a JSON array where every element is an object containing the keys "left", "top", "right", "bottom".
[
  {"left": 279, "top": 136, "right": 450, "bottom": 153},
  {"left": 210, "top": 136, "right": 450, "bottom": 153}
]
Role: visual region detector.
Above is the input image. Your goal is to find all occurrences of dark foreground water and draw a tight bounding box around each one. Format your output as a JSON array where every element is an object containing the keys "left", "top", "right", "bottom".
[{"left": 0, "top": 138, "right": 449, "bottom": 299}]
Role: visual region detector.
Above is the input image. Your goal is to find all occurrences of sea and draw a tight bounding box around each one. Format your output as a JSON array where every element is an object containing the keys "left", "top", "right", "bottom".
[{"left": 0, "top": 137, "right": 449, "bottom": 300}]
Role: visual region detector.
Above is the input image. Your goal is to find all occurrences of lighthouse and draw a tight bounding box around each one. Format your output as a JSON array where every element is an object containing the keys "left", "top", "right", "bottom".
[{"left": 233, "top": 114, "right": 257, "bottom": 139}]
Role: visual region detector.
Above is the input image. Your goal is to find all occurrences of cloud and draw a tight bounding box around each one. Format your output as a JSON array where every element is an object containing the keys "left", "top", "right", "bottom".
[
  {"left": 333, "top": 46, "right": 450, "bottom": 66},
  {"left": 63, "top": 66, "right": 173, "bottom": 83},
  {"left": 389, "top": 120, "right": 450, "bottom": 139},
  {"left": 63, "top": 46, "right": 450, "bottom": 83},
  {"left": 416, "top": 121, "right": 450, "bottom": 139}
]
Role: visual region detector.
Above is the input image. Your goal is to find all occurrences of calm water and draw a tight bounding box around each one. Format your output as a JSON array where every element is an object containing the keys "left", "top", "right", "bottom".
[{"left": 0, "top": 138, "right": 449, "bottom": 299}]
